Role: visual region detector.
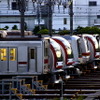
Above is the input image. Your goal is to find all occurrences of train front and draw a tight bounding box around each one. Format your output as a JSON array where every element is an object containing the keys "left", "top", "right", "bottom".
[
  {"left": 83, "top": 34, "right": 100, "bottom": 69},
  {"left": 45, "top": 38, "right": 64, "bottom": 82},
  {"left": 52, "top": 36, "right": 77, "bottom": 77}
]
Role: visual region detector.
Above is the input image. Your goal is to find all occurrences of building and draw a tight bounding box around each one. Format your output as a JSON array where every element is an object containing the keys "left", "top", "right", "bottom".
[
  {"left": 0, "top": 0, "right": 100, "bottom": 31},
  {"left": 53, "top": 0, "right": 100, "bottom": 30}
]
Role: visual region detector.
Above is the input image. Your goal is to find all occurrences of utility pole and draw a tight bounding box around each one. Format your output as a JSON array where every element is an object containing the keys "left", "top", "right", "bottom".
[
  {"left": 16, "top": 0, "right": 26, "bottom": 38},
  {"left": 48, "top": 0, "right": 52, "bottom": 36},
  {"left": 69, "top": 0, "right": 73, "bottom": 35},
  {"left": 37, "top": 3, "right": 40, "bottom": 29}
]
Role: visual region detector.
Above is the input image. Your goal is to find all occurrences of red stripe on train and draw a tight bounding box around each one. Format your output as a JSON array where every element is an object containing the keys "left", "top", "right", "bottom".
[
  {"left": 18, "top": 62, "right": 27, "bottom": 64},
  {"left": 67, "top": 61, "right": 75, "bottom": 65},
  {"left": 56, "top": 66, "right": 63, "bottom": 69},
  {"left": 82, "top": 52, "right": 90, "bottom": 56},
  {"left": 95, "top": 55, "right": 100, "bottom": 58},
  {"left": 44, "top": 59, "right": 48, "bottom": 64}
]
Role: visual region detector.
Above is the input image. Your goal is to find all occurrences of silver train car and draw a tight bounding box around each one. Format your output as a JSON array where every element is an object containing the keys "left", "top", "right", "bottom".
[
  {"left": 48, "top": 38, "right": 64, "bottom": 71},
  {"left": 83, "top": 34, "right": 100, "bottom": 68},
  {"left": 51, "top": 36, "right": 78, "bottom": 76},
  {"left": 52, "top": 36, "right": 74, "bottom": 67},
  {"left": 0, "top": 37, "right": 50, "bottom": 76},
  {"left": 0, "top": 36, "right": 66, "bottom": 82},
  {"left": 0, "top": 30, "right": 99, "bottom": 82}
]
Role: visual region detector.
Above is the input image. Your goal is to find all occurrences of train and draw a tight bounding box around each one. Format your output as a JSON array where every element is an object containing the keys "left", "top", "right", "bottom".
[{"left": 0, "top": 30, "right": 99, "bottom": 83}]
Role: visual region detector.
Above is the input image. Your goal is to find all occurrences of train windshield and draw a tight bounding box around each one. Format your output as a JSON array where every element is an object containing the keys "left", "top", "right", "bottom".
[
  {"left": 95, "top": 36, "right": 100, "bottom": 50},
  {"left": 62, "top": 40, "right": 73, "bottom": 59},
  {"left": 93, "top": 38, "right": 99, "bottom": 52},
  {"left": 77, "top": 39, "right": 82, "bottom": 57},
  {"left": 50, "top": 39, "right": 63, "bottom": 62},
  {"left": 85, "top": 38, "right": 90, "bottom": 51}
]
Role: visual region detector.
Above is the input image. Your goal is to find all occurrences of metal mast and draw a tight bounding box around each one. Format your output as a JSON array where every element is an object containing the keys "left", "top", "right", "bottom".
[
  {"left": 16, "top": 0, "right": 26, "bottom": 38},
  {"left": 69, "top": 0, "right": 73, "bottom": 35},
  {"left": 48, "top": 0, "right": 52, "bottom": 36}
]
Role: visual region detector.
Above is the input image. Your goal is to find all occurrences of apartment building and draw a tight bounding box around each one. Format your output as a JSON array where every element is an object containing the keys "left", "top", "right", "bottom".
[{"left": 0, "top": 0, "right": 100, "bottom": 31}]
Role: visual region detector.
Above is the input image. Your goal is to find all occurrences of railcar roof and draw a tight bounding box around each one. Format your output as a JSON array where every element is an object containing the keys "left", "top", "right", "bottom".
[
  {"left": 0, "top": 37, "right": 42, "bottom": 41},
  {"left": 63, "top": 35, "right": 71, "bottom": 40}
]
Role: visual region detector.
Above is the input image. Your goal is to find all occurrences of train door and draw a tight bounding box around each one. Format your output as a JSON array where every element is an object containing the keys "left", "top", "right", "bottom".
[
  {"left": 0, "top": 47, "right": 17, "bottom": 72},
  {"left": 29, "top": 47, "right": 37, "bottom": 72},
  {"left": 0, "top": 48, "right": 8, "bottom": 72},
  {"left": 9, "top": 48, "right": 17, "bottom": 72}
]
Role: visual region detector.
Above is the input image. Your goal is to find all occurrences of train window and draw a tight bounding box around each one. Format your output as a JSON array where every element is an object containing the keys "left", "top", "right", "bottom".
[
  {"left": 0, "top": 48, "right": 7, "bottom": 61},
  {"left": 44, "top": 48, "right": 48, "bottom": 56},
  {"left": 10, "top": 48, "right": 16, "bottom": 61},
  {"left": 77, "top": 40, "right": 82, "bottom": 57},
  {"left": 30, "top": 49, "right": 35, "bottom": 59},
  {"left": 86, "top": 39, "right": 90, "bottom": 51}
]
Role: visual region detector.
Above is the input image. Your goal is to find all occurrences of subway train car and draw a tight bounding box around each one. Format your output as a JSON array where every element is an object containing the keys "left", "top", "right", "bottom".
[
  {"left": 93, "top": 34, "right": 100, "bottom": 50},
  {"left": 48, "top": 38, "right": 64, "bottom": 71},
  {"left": 83, "top": 34, "right": 100, "bottom": 60},
  {"left": 47, "top": 38, "right": 65, "bottom": 82},
  {"left": 63, "top": 35, "right": 91, "bottom": 71},
  {"left": 52, "top": 36, "right": 78, "bottom": 75},
  {"left": 0, "top": 35, "right": 66, "bottom": 82},
  {"left": 0, "top": 37, "right": 50, "bottom": 76},
  {"left": 83, "top": 34, "right": 100, "bottom": 68},
  {"left": 63, "top": 35, "right": 83, "bottom": 64}
]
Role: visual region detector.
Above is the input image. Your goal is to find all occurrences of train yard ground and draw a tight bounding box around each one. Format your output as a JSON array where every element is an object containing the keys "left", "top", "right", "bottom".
[{"left": 0, "top": 68, "right": 100, "bottom": 100}]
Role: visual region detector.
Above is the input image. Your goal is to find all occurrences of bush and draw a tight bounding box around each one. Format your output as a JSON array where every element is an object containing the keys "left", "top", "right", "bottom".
[
  {"left": 37, "top": 29, "right": 49, "bottom": 34},
  {"left": 58, "top": 30, "right": 70, "bottom": 35},
  {"left": 33, "top": 26, "right": 40, "bottom": 34},
  {"left": 75, "top": 26, "right": 100, "bottom": 35},
  {"left": 4, "top": 26, "right": 9, "bottom": 30},
  {"left": 12, "top": 25, "right": 18, "bottom": 30}
]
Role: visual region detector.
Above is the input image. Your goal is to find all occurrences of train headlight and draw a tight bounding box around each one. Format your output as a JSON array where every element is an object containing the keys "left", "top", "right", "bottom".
[
  {"left": 67, "top": 49, "right": 71, "bottom": 55},
  {"left": 94, "top": 66, "right": 97, "bottom": 69},
  {"left": 56, "top": 51, "right": 61, "bottom": 58}
]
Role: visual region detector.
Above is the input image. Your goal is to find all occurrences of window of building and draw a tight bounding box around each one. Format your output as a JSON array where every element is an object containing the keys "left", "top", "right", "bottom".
[
  {"left": 63, "top": 18, "right": 67, "bottom": 25},
  {"left": 12, "top": 2, "right": 18, "bottom": 10},
  {"left": 89, "top": 1, "right": 97, "bottom": 6},
  {"left": 97, "top": 15, "right": 100, "bottom": 18}
]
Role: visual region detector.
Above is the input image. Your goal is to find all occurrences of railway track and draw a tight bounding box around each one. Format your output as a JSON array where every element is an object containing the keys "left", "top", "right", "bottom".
[
  {"left": 1, "top": 69, "right": 100, "bottom": 99},
  {"left": 47, "top": 70, "right": 100, "bottom": 99}
]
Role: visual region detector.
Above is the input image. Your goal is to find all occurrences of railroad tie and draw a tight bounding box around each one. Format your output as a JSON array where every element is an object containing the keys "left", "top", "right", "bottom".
[{"left": 84, "top": 91, "right": 100, "bottom": 100}]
